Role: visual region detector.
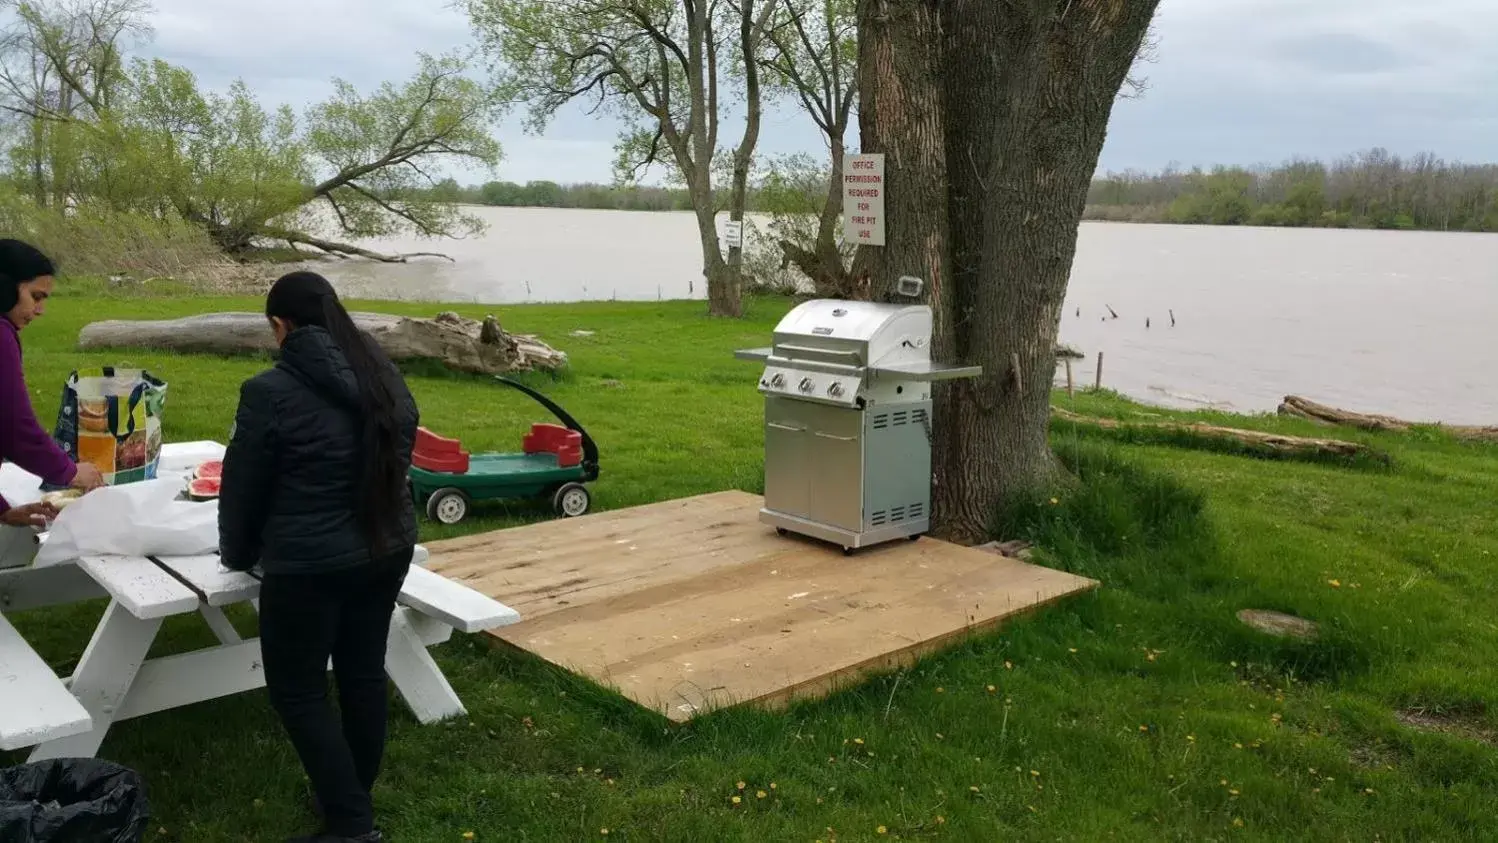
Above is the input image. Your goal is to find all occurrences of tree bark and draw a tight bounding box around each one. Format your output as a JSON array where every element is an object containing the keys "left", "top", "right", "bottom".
[{"left": 855, "top": 0, "right": 1160, "bottom": 544}]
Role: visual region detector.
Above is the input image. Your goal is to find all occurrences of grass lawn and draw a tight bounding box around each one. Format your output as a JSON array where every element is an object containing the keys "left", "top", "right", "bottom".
[{"left": 5, "top": 280, "right": 1498, "bottom": 841}]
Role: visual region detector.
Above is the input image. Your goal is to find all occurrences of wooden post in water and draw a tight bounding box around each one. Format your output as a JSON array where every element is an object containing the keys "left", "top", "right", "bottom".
[
  {"left": 1065, "top": 358, "right": 1075, "bottom": 398},
  {"left": 1094, "top": 352, "right": 1105, "bottom": 391}
]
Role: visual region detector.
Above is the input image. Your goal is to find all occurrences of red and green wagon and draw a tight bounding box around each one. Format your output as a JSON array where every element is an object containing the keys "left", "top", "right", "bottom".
[{"left": 407, "top": 377, "right": 600, "bottom": 525}]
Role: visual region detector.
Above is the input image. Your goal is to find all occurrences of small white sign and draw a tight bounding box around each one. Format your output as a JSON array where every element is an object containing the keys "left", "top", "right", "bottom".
[
  {"left": 842, "top": 153, "right": 886, "bottom": 247},
  {"left": 723, "top": 220, "right": 744, "bottom": 249}
]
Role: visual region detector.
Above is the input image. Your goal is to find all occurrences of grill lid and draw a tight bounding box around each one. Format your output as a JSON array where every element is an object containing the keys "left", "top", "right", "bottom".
[{"left": 735, "top": 299, "right": 982, "bottom": 388}]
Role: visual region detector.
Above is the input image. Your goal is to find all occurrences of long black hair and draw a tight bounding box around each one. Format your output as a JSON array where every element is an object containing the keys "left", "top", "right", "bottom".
[
  {"left": 0, "top": 239, "right": 56, "bottom": 312},
  {"left": 266, "top": 271, "right": 408, "bottom": 553}
]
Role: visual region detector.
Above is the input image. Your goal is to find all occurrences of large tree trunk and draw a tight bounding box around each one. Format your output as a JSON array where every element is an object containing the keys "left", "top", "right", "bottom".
[
  {"left": 693, "top": 202, "right": 741, "bottom": 318},
  {"left": 855, "top": 0, "right": 1160, "bottom": 544},
  {"left": 851, "top": 0, "right": 959, "bottom": 534},
  {"left": 937, "top": 1, "right": 1158, "bottom": 542}
]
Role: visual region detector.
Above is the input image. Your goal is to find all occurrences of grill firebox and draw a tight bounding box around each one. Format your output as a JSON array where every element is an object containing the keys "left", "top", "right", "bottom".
[{"left": 735, "top": 299, "right": 982, "bottom": 553}]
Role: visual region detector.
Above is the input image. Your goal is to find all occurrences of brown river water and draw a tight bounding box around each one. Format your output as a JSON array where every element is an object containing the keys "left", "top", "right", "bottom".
[{"left": 306, "top": 207, "right": 1498, "bottom": 426}]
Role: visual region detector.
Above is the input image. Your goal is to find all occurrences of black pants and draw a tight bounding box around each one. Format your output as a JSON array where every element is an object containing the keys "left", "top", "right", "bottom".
[{"left": 258, "top": 551, "right": 411, "bottom": 837}]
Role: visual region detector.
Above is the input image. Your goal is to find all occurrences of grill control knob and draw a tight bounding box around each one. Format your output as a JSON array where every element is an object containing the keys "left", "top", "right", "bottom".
[
  {"left": 798, "top": 377, "right": 814, "bottom": 393},
  {"left": 828, "top": 381, "right": 845, "bottom": 398},
  {"left": 770, "top": 373, "right": 786, "bottom": 388}
]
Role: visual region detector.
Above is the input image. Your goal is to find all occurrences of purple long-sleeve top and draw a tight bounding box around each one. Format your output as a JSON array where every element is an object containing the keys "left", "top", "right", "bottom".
[{"left": 0, "top": 319, "right": 75, "bottom": 511}]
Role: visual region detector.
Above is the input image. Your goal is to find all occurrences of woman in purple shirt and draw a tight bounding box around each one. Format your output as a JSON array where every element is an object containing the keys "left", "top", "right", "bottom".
[{"left": 1, "top": 240, "right": 103, "bottom": 527}]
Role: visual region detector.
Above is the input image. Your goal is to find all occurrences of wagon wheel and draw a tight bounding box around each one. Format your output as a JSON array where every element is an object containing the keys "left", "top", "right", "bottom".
[
  {"left": 553, "top": 483, "right": 591, "bottom": 517},
  {"left": 426, "top": 487, "right": 470, "bottom": 525}
]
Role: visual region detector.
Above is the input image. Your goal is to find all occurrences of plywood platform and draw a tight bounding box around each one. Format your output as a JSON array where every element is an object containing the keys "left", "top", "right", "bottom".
[{"left": 425, "top": 491, "right": 1097, "bottom": 721}]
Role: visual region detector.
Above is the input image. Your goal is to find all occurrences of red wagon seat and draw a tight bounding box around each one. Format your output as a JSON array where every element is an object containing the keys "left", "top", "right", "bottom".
[
  {"left": 523, "top": 423, "right": 583, "bottom": 468},
  {"left": 413, "top": 427, "right": 470, "bottom": 474}
]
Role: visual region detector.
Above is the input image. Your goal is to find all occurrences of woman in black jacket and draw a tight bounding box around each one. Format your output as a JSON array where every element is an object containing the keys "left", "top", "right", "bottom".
[{"left": 219, "top": 271, "right": 419, "bottom": 843}]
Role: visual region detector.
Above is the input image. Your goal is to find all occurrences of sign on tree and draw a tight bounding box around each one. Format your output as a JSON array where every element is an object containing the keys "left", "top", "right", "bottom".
[{"left": 842, "top": 153, "right": 886, "bottom": 246}]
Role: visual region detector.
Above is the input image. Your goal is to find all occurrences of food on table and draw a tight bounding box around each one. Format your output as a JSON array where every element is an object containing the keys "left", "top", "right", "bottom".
[
  {"left": 41, "top": 489, "right": 82, "bottom": 509},
  {"left": 187, "top": 477, "right": 221, "bottom": 501},
  {"left": 193, "top": 460, "right": 223, "bottom": 481}
]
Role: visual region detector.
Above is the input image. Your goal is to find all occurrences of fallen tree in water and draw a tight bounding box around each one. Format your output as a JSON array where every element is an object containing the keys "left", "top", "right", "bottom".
[
  {"left": 1051, "top": 406, "right": 1387, "bottom": 463},
  {"left": 78, "top": 312, "right": 567, "bottom": 376},
  {"left": 1278, "top": 395, "right": 1498, "bottom": 443}
]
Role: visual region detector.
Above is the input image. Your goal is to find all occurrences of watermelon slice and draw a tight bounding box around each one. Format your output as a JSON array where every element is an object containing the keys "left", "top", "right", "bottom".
[
  {"left": 188, "top": 477, "right": 221, "bottom": 501},
  {"left": 193, "top": 460, "right": 223, "bottom": 480}
]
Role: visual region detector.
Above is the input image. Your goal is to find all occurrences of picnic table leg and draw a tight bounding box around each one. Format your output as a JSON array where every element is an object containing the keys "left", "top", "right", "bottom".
[
  {"left": 199, "top": 605, "right": 243, "bottom": 645},
  {"left": 384, "top": 607, "right": 465, "bottom": 724},
  {"left": 28, "top": 601, "right": 161, "bottom": 761}
]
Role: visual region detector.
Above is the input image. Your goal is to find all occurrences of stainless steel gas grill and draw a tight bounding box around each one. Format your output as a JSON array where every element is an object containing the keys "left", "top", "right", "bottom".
[{"left": 735, "top": 299, "right": 982, "bottom": 553}]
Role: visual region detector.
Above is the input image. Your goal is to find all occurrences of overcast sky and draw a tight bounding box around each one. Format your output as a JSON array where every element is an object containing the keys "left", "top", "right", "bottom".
[{"left": 144, "top": 0, "right": 1497, "bottom": 185}]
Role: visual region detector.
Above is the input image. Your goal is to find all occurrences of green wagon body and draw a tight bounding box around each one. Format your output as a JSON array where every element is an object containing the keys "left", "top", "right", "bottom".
[
  {"left": 409, "top": 377, "right": 601, "bottom": 525},
  {"left": 409, "top": 453, "right": 588, "bottom": 502}
]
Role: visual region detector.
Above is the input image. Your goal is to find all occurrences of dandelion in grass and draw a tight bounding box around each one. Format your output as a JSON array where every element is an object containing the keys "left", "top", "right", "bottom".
[
  {"left": 463, "top": 834, "right": 476, "bottom": 841},
  {"left": 1233, "top": 818, "right": 1245, "bottom": 828},
  {"left": 736, "top": 781, "right": 747, "bottom": 790},
  {"left": 757, "top": 790, "right": 767, "bottom": 799},
  {"left": 1328, "top": 579, "right": 1342, "bottom": 588},
  {"left": 731, "top": 795, "right": 742, "bottom": 805},
  {"left": 877, "top": 826, "right": 888, "bottom": 834}
]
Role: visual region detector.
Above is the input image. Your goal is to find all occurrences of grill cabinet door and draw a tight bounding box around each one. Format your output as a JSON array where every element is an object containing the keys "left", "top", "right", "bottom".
[
  {"left": 805, "top": 405, "right": 865, "bottom": 532},
  {"left": 763, "top": 397, "right": 811, "bottom": 517}
]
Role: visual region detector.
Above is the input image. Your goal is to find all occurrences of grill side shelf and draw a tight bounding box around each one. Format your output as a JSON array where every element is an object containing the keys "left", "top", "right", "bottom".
[
  {"left": 870, "top": 361, "right": 984, "bottom": 382},
  {"left": 733, "top": 347, "right": 773, "bottom": 362}
]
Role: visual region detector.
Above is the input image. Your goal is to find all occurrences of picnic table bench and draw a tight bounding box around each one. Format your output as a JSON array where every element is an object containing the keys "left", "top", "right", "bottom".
[{"left": 0, "top": 442, "right": 520, "bottom": 761}]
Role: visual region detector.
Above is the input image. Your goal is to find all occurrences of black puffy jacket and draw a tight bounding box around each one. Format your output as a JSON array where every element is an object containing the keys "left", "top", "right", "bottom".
[{"left": 218, "top": 326, "right": 419, "bottom": 575}]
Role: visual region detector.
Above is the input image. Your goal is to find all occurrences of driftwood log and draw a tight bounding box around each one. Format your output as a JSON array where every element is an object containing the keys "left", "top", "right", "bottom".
[
  {"left": 1278, "top": 395, "right": 1498, "bottom": 443},
  {"left": 1051, "top": 406, "right": 1383, "bottom": 461},
  {"left": 77, "top": 311, "right": 568, "bottom": 376}
]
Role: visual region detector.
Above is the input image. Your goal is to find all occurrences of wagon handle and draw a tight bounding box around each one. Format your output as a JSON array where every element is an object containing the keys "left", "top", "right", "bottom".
[{"left": 493, "top": 376, "right": 600, "bottom": 481}]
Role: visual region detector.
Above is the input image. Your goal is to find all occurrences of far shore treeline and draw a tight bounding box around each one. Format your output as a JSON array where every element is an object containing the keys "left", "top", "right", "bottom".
[{"left": 410, "top": 148, "right": 1498, "bottom": 234}]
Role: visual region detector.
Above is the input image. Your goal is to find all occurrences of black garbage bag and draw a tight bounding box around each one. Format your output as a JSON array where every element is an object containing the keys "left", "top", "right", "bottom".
[{"left": 0, "top": 758, "right": 149, "bottom": 842}]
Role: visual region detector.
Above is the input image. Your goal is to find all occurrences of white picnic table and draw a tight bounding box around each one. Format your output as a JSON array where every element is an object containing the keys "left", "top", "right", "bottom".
[{"left": 0, "top": 441, "right": 519, "bottom": 761}]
